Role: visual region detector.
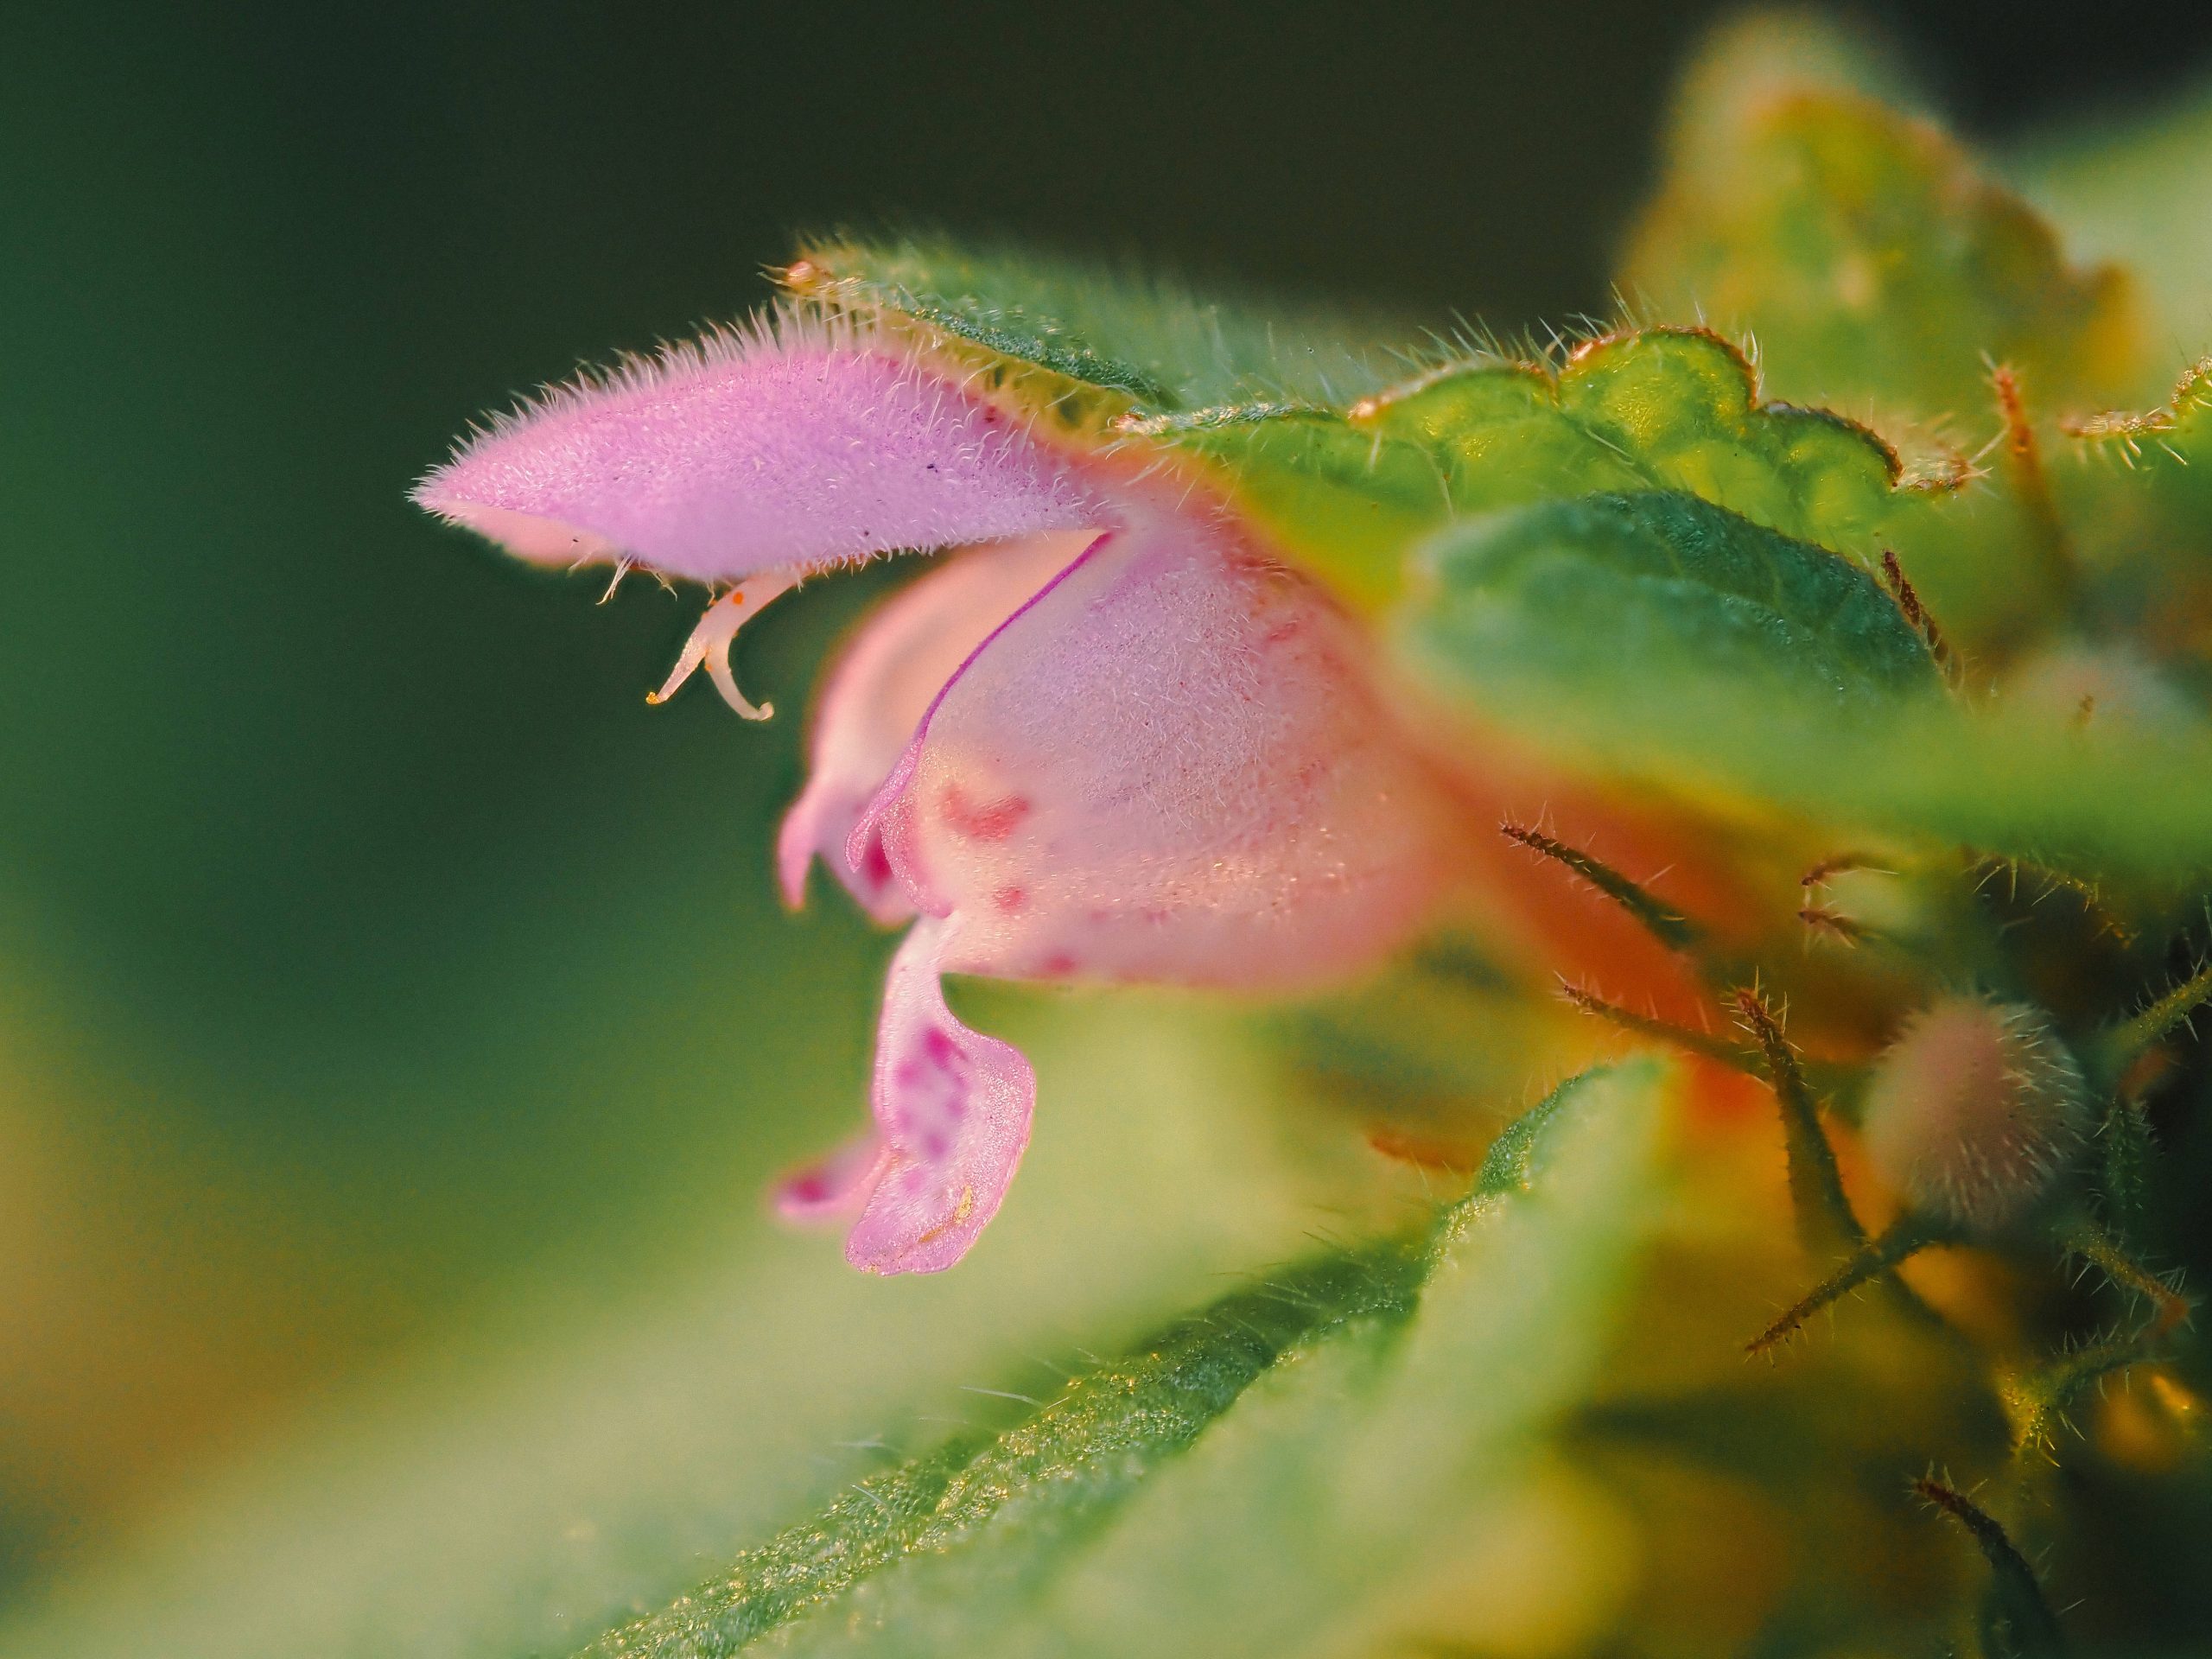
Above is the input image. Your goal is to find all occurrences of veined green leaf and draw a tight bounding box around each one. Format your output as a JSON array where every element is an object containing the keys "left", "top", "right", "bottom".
[
  {"left": 580, "top": 1063, "right": 1669, "bottom": 1659},
  {"left": 1405, "top": 488, "right": 1940, "bottom": 715},
  {"left": 789, "top": 232, "right": 1395, "bottom": 417},
  {"left": 1129, "top": 328, "right": 1909, "bottom": 609},
  {"left": 1402, "top": 489, "right": 2212, "bottom": 882}
]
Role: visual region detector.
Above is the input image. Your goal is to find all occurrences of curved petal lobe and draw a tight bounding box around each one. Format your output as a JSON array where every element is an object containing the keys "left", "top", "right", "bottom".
[
  {"left": 772, "top": 1132, "right": 887, "bottom": 1222},
  {"left": 860, "top": 493, "right": 1464, "bottom": 990},
  {"left": 778, "top": 532, "right": 1096, "bottom": 918},
  {"left": 844, "top": 916, "right": 1035, "bottom": 1274}
]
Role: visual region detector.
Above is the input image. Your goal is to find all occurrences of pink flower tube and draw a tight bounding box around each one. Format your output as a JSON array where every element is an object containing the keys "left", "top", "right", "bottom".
[{"left": 416, "top": 315, "right": 1480, "bottom": 1272}]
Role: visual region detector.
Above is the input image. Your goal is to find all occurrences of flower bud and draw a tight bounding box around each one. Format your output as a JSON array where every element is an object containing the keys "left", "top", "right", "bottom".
[{"left": 1860, "top": 995, "right": 2087, "bottom": 1231}]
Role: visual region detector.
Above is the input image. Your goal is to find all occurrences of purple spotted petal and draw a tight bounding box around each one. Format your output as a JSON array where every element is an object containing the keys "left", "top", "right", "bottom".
[
  {"left": 843, "top": 916, "right": 1035, "bottom": 1274},
  {"left": 772, "top": 1131, "right": 888, "bottom": 1222},
  {"left": 778, "top": 532, "right": 1096, "bottom": 918},
  {"left": 413, "top": 316, "right": 1096, "bottom": 584},
  {"left": 856, "top": 491, "right": 1464, "bottom": 992}
]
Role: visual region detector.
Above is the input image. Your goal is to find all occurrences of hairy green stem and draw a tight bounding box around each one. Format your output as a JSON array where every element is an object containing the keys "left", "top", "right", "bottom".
[
  {"left": 2057, "top": 1211, "right": 2192, "bottom": 1336},
  {"left": 1557, "top": 981, "right": 1751, "bottom": 1069},
  {"left": 2005, "top": 1324, "right": 2171, "bottom": 1457},
  {"left": 2093, "top": 957, "right": 2212, "bottom": 1084},
  {"left": 1500, "top": 821, "right": 1703, "bottom": 954},
  {"left": 1749, "top": 1211, "right": 1950, "bottom": 1355},
  {"left": 1913, "top": 1475, "right": 2066, "bottom": 1658},
  {"left": 1733, "top": 987, "right": 1865, "bottom": 1255},
  {"left": 2096, "top": 1095, "right": 2157, "bottom": 1248}
]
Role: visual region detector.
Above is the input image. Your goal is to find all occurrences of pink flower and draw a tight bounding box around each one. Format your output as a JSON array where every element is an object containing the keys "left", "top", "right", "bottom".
[{"left": 416, "top": 314, "right": 1471, "bottom": 1273}]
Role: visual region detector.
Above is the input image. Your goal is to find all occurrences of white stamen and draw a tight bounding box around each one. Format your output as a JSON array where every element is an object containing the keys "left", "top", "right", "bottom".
[{"left": 646, "top": 571, "right": 799, "bottom": 719}]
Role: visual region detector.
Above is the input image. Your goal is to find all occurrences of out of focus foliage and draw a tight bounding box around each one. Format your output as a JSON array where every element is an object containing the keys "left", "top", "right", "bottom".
[{"left": 10, "top": 10, "right": 2212, "bottom": 1659}]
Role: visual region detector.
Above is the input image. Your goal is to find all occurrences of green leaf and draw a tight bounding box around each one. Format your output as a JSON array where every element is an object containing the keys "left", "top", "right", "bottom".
[
  {"left": 1607, "top": 22, "right": 2178, "bottom": 649},
  {"left": 1405, "top": 488, "right": 1940, "bottom": 715},
  {"left": 1118, "top": 397, "right": 1451, "bottom": 610},
  {"left": 790, "top": 232, "right": 1395, "bottom": 416},
  {"left": 2019, "top": 85, "right": 2212, "bottom": 609},
  {"left": 1615, "top": 28, "right": 2212, "bottom": 653},
  {"left": 1400, "top": 489, "right": 2212, "bottom": 882},
  {"left": 581, "top": 1062, "right": 1668, "bottom": 1659},
  {"left": 581, "top": 1248, "right": 1427, "bottom": 1658},
  {"left": 1621, "top": 22, "right": 2147, "bottom": 420},
  {"left": 1130, "top": 328, "right": 1910, "bottom": 609},
  {"left": 0, "top": 1001, "right": 1369, "bottom": 1659}
]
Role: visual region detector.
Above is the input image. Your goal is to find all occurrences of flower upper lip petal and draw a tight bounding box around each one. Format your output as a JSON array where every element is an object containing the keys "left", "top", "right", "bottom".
[{"left": 412, "top": 315, "right": 1097, "bottom": 584}]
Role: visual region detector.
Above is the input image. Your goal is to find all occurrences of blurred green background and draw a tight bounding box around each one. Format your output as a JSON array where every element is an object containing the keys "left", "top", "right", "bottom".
[{"left": 4, "top": 3, "right": 2210, "bottom": 1651}]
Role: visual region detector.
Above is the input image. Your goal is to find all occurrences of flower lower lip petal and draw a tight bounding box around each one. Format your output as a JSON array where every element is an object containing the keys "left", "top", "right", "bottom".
[
  {"left": 841, "top": 915, "right": 1036, "bottom": 1275},
  {"left": 772, "top": 1132, "right": 889, "bottom": 1222}
]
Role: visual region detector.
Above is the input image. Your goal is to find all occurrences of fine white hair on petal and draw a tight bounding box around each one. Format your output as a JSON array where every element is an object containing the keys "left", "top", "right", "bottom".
[
  {"left": 468, "top": 304, "right": 854, "bottom": 442},
  {"left": 412, "top": 302, "right": 1103, "bottom": 585}
]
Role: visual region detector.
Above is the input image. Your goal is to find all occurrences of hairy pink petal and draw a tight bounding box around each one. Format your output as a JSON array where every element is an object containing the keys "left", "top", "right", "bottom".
[
  {"left": 413, "top": 319, "right": 1096, "bottom": 584},
  {"left": 857, "top": 494, "right": 1462, "bottom": 991},
  {"left": 416, "top": 318, "right": 1483, "bottom": 1275},
  {"left": 778, "top": 532, "right": 1096, "bottom": 918},
  {"left": 843, "top": 916, "right": 1035, "bottom": 1274}
]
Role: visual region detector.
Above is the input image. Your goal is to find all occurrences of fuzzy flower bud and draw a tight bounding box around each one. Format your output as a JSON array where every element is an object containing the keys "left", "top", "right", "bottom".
[{"left": 1859, "top": 995, "right": 2088, "bottom": 1232}]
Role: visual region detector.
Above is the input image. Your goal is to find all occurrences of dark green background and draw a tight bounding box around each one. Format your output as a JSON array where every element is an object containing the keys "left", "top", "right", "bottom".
[{"left": 3, "top": 0, "right": 2207, "bottom": 1602}]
